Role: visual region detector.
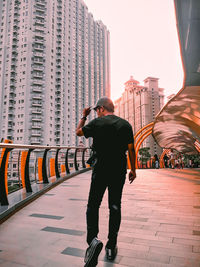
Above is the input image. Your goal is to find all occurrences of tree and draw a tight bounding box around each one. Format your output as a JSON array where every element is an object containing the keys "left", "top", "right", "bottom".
[
  {"left": 138, "top": 147, "right": 151, "bottom": 168},
  {"left": 183, "top": 154, "right": 200, "bottom": 168}
]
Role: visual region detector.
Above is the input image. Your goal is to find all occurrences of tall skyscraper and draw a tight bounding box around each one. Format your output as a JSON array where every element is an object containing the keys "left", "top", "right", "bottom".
[
  {"left": 115, "top": 76, "right": 164, "bottom": 156},
  {"left": 0, "top": 0, "right": 110, "bottom": 146}
]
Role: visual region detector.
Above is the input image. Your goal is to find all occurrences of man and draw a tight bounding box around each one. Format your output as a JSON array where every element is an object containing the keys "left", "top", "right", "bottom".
[{"left": 76, "top": 97, "right": 136, "bottom": 267}]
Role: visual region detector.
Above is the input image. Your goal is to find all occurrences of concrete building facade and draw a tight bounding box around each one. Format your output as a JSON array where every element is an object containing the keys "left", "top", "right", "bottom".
[
  {"left": 115, "top": 76, "right": 164, "bottom": 156},
  {"left": 0, "top": 0, "right": 110, "bottom": 146}
]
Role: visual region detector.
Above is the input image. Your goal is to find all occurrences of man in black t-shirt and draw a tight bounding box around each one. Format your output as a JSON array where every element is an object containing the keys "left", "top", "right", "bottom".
[{"left": 76, "top": 97, "right": 136, "bottom": 267}]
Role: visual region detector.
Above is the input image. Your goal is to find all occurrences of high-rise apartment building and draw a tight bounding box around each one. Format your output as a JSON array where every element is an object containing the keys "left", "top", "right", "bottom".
[
  {"left": 115, "top": 76, "right": 164, "bottom": 156},
  {"left": 0, "top": 0, "right": 110, "bottom": 146}
]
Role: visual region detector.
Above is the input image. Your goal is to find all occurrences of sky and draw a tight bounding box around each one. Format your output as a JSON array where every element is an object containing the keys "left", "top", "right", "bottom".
[{"left": 83, "top": 0, "right": 184, "bottom": 102}]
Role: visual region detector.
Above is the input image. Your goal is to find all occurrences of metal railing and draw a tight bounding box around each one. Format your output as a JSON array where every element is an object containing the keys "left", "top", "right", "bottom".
[{"left": 0, "top": 142, "right": 90, "bottom": 206}]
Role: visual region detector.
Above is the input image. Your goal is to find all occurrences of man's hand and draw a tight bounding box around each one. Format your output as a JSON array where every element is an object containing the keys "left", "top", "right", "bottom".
[
  {"left": 129, "top": 170, "right": 136, "bottom": 184},
  {"left": 76, "top": 107, "right": 91, "bottom": 137},
  {"left": 83, "top": 107, "right": 91, "bottom": 117}
]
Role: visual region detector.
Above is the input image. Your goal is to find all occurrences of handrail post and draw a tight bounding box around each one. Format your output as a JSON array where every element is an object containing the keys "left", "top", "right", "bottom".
[
  {"left": 24, "top": 149, "right": 34, "bottom": 193},
  {"left": 17, "top": 150, "right": 21, "bottom": 188},
  {"left": 65, "top": 148, "right": 70, "bottom": 174},
  {"left": 55, "top": 148, "right": 60, "bottom": 178},
  {"left": 0, "top": 147, "right": 13, "bottom": 205},
  {"left": 82, "top": 148, "right": 87, "bottom": 169},
  {"left": 42, "top": 149, "right": 50, "bottom": 183},
  {"left": 74, "top": 148, "right": 79, "bottom": 171}
]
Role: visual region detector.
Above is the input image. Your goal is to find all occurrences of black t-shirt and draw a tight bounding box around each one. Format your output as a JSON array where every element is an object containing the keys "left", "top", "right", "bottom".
[{"left": 82, "top": 115, "right": 134, "bottom": 174}]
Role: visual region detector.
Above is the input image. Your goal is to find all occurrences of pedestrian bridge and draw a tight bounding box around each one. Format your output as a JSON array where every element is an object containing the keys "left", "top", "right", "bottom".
[{"left": 1, "top": 168, "right": 200, "bottom": 267}]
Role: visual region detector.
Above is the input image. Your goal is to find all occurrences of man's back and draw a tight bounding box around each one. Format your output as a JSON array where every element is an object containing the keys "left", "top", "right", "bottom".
[{"left": 85, "top": 115, "right": 133, "bottom": 173}]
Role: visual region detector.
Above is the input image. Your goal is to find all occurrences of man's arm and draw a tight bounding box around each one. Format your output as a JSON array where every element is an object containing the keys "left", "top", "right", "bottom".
[
  {"left": 128, "top": 143, "right": 136, "bottom": 183},
  {"left": 76, "top": 107, "right": 91, "bottom": 136},
  {"left": 76, "top": 119, "right": 85, "bottom": 136}
]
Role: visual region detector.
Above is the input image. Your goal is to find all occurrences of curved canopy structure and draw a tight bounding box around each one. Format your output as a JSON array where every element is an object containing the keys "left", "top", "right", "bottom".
[{"left": 152, "top": 0, "right": 200, "bottom": 154}]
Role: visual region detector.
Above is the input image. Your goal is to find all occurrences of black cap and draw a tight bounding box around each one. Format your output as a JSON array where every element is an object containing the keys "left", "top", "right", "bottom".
[{"left": 92, "top": 97, "right": 114, "bottom": 112}]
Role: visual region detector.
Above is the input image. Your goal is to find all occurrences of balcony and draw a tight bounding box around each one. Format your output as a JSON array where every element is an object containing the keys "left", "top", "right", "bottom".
[
  {"left": 32, "top": 73, "right": 43, "bottom": 79},
  {"left": 11, "top": 50, "right": 18, "bottom": 57},
  {"left": 8, "top": 109, "right": 14, "bottom": 115},
  {"left": 33, "top": 51, "right": 44, "bottom": 57},
  {"left": 34, "top": 4, "right": 46, "bottom": 11},
  {"left": 31, "top": 108, "right": 42, "bottom": 114},
  {"left": 30, "top": 139, "right": 41, "bottom": 144},
  {"left": 35, "top": 19, "right": 45, "bottom": 26},
  {"left": 32, "top": 57, "right": 44, "bottom": 64},
  {"left": 55, "top": 91, "right": 61, "bottom": 96},
  {"left": 34, "top": 38, "right": 44, "bottom": 44},
  {"left": 14, "top": 11, "right": 20, "bottom": 17},
  {"left": 13, "top": 17, "right": 19, "bottom": 23},
  {"left": 32, "top": 94, "right": 43, "bottom": 100},
  {"left": 32, "top": 64, "right": 44, "bottom": 71},
  {"left": 12, "top": 44, "right": 18, "bottom": 51},
  {"left": 31, "top": 124, "right": 41, "bottom": 129},
  {"left": 9, "top": 90, "right": 15, "bottom": 96},
  {"left": 56, "top": 40, "right": 61, "bottom": 45},
  {"left": 12, "top": 35, "right": 18, "bottom": 42},
  {"left": 35, "top": 25, "right": 45, "bottom": 31},
  {"left": 10, "top": 70, "right": 16, "bottom": 76},
  {"left": 31, "top": 131, "right": 41, "bottom": 137},
  {"left": 32, "top": 101, "right": 42, "bottom": 107},
  {"left": 32, "top": 79, "right": 44, "bottom": 85},
  {"left": 56, "top": 125, "right": 60, "bottom": 131},
  {"left": 11, "top": 57, "right": 18, "bottom": 63},
  {"left": 13, "top": 25, "right": 19, "bottom": 31},
  {"left": 35, "top": 12, "right": 45, "bottom": 19},
  {"left": 10, "top": 72, "right": 16, "bottom": 78},
  {"left": 14, "top": 0, "right": 20, "bottom": 5},
  {"left": 34, "top": 31, "right": 45, "bottom": 38},
  {"left": 10, "top": 82, "right": 16, "bottom": 88},
  {"left": 11, "top": 65, "right": 17, "bottom": 72},
  {"left": 35, "top": 0, "right": 46, "bottom": 6},
  {"left": 13, "top": 31, "right": 18, "bottom": 36},
  {"left": 55, "top": 110, "right": 61, "bottom": 115},
  {"left": 32, "top": 116, "right": 42, "bottom": 122},
  {"left": 8, "top": 117, "right": 14, "bottom": 122},
  {"left": 56, "top": 52, "right": 61, "bottom": 57},
  {"left": 10, "top": 80, "right": 16, "bottom": 87},
  {"left": 33, "top": 46, "right": 44, "bottom": 52},
  {"left": 7, "top": 127, "right": 13, "bottom": 132}
]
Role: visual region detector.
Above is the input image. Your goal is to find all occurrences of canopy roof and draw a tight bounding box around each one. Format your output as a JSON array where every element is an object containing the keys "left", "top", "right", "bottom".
[{"left": 152, "top": 0, "right": 200, "bottom": 154}]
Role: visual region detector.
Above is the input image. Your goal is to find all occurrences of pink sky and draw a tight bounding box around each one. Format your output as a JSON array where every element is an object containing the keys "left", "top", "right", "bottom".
[{"left": 84, "top": 0, "right": 184, "bottom": 102}]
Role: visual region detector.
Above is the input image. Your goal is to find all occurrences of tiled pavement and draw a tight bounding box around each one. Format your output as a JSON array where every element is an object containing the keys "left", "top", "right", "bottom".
[{"left": 0, "top": 168, "right": 200, "bottom": 267}]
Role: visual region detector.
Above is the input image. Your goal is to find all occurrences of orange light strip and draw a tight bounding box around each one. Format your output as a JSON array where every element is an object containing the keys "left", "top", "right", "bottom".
[
  {"left": 135, "top": 128, "right": 153, "bottom": 149},
  {"left": 134, "top": 122, "right": 154, "bottom": 140},
  {"left": 135, "top": 130, "right": 152, "bottom": 169}
]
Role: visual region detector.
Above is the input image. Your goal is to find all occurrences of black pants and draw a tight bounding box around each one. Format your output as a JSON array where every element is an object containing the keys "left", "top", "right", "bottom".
[{"left": 86, "top": 171, "right": 126, "bottom": 248}]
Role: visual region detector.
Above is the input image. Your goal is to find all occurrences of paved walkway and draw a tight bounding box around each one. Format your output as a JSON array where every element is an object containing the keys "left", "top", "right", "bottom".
[{"left": 0, "top": 168, "right": 200, "bottom": 267}]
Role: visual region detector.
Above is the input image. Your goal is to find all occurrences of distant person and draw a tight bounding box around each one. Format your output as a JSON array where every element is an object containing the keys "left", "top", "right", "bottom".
[
  {"left": 170, "top": 151, "right": 175, "bottom": 169},
  {"left": 163, "top": 154, "right": 169, "bottom": 168},
  {"left": 154, "top": 154, "right": 159, "bottom": 169},
  {"left": 76, "top": 97, "right": 136, "bottom": 267},
  {"left": 180, "top": 156, "right": 184, "bottom": 169},
  {"left": 189, "top": 159, "right": 192, "bottom": 168},
  {"left": 152, "top": 156, "right": 155, "bottom": 168}
]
